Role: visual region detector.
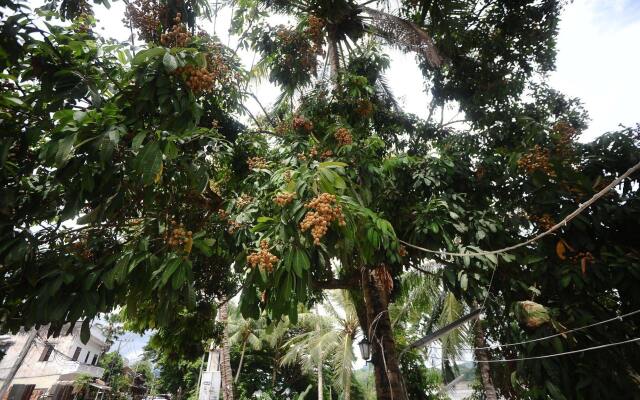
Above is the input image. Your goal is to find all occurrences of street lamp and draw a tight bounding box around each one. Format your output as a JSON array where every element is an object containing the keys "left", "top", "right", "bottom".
[{"left": 358, "top": 337, "right": 371, "bottom": 361}]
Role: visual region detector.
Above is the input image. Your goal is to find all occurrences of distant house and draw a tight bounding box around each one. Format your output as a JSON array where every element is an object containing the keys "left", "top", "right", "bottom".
[
  {"left": 0, "top": 324, "right": 109, "bottom": 400},
  {"left": 444, "top": 374, "right": 474, "bottom": 400},
  {"left": 197, "top": 345, "right": 221, "bottom": 400}
]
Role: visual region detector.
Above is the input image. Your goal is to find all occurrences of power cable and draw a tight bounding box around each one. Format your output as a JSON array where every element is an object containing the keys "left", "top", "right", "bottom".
[
  {"left": 419, "top": 307, "right": 640, "bottom": 352},
  {"left": 400, "top": 159, "right": 640, "bottom": 258},
  {"left": 425, "top": 336, "right": 640, "bottom": 363}
]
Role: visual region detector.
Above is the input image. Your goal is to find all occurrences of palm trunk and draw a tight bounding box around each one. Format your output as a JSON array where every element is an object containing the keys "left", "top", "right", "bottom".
[
  {"left": 234, "top": 340, "right": 246, "bottom": 383},
  {"left": 317, "top": 355, "right": 324, "bottom": 400},
  {"left": 327, "top": 35, "right": 340, "bottom": 79},
  {"left": 271, "top": 347, "right": 279, "bottom": 387},
  {"left": 361, "top": 269, "right": 406, "bottom": 400},
  {"left": 219, "top": 303, "right": 234, "bottom": 400},
  {"left": 473, "top": 319, "right": 497, "bottom": 400}
]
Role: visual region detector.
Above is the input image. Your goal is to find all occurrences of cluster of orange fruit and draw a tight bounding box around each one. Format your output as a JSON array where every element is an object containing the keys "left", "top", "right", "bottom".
[
  {"left": 70, "top": 237, "right": 93, "bottom": 261},
  {"left": 174, "top": 65, "right": 215, "bottom": 93},
  {"left": 529, "top": 213, "right": 556, "bottom": 231},
  {"left": 517, "top": 145, "right": 556, "bottom": 177},
  {"left": 293, "top": 115, "right": 314, "bottom": 132},
  {"left": 274, "top": 192, "right": 295, "bottom": 206},
  {"left": 335, "top": 128, "right": 353, "bottom": 146},
  {"left": 247, "top": 240, "right": 279, "bottom": 272},
  {"left": 247, "top": 156, "right": 268, "bottom": 170},
  {"left": 165, "top": 222, "right": 193, "bottom": 253},
  {"left": 236, "top": 194, "right": 253, "bottom": 209},
  {"left": 160, "top": 14, "right": 191, "bottom": 47},
  {"left": 306, "top": 15, "right": 325, "bottom": 52},
  {"left": 217, "top": 208, "right": 229, "bottom": 219},
  {"left": 124, "top": 0, "right": 165, "bottom": 43},
  {"left": 227, "top": 220, "right": 242, "bottom": 234},
  {"left": 300, "top": 193, "right": 346, "bottom": 245},
  {"left": 553, "top": 121, "right": 579, "bottom": 159},
  {"left": 398, "top": 245, "right": 408, "bottom": 257},
  {"left": 355, "top": 99, "right": 374, "bottom": 117}
]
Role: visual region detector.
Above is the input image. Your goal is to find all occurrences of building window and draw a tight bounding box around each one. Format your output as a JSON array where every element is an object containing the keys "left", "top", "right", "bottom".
[
  {"left": 91, "top": 355, "right": 98, "bottom": 365},
  {"left": 84, "top": 351, "right": 91, "bottom": 364},
  {"left": 71, "top": 347, "right": 82, "bottom": 361},
  {"left": 39, "top": 344, "right": 54, "bottom": 362}
]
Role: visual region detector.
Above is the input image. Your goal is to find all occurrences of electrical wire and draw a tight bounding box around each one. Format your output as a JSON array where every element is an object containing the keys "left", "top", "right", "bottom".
[
  {"left": 400, "top": 159, "right": 640, "bottom": 258},
  {"left": 419, "top": 307, "right": 640, "bottom": 352},
  {"left": 426, "top": 336, "right": 640, "bottom": 363}
]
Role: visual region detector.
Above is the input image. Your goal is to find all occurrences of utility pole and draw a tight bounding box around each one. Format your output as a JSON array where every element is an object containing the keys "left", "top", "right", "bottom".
[{"left": 0, "top": 329, "right": 37, "bottom": 398}]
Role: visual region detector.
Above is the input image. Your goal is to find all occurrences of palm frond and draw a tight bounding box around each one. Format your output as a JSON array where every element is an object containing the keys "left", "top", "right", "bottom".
[{"left": 361, "top": 7, "right": 443, "bottom": 67}]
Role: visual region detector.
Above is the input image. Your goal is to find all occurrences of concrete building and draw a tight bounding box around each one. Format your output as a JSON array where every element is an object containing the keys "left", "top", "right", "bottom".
[
  {"left": 197, "top": 346, "right": 221, "bottom": 400},
  {"left": 0, "top": 324, "right": 108, "bottom": 400}
]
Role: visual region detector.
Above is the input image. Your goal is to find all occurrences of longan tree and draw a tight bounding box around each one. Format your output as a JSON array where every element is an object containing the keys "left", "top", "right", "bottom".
[{"left": 2, "top": 0, "right": 640, "bottom": 399}]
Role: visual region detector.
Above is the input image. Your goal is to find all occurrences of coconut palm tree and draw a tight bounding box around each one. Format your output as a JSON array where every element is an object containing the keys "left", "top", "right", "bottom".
[
  {"left": 281, "top": 291, "right": 360, "bottom": 400},
  {"left": 219, "top": 302, "right": 234, "bottom": 400},
  {"left": 391, "top": 268, "right": 470, "bottom": 384},
  {"left": 228, "top": 311, "right": 263, "bottom": 383}
]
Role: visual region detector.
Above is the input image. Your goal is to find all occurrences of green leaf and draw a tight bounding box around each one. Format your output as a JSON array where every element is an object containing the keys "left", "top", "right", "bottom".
[
  {"left": 80, "top": 318, "right": 91, "bottom": 344},
  {"left": 163, "top": 52, "right": 178, "bottom": 72},
  {"left": 160, "top": 257, "right": 181, "bottom": 287},
  {"left": 318, "top": 161, "right": 348, "bottom": 168},
  {"left": 460, "top": 273, "right": 468, "bottom": 290},
  {"left": 132, "top": 47, "right": 166, "bottom": 65},
  {"left": 132, "top": 132, "right": 146, "bottom": 150},
  {"left": 138, "top": 142, "right": 163, "bottom": 185},
  {"left": 55, "top": 133, "right": 77, "bottom": 167},
  {"left": 292, "top": 248, "right": 310, "bottom": 277}
]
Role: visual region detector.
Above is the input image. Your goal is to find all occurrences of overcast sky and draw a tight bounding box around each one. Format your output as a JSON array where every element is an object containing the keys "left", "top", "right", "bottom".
[{"left": 49, "top": 0, "right": 640, "bottom": 362}]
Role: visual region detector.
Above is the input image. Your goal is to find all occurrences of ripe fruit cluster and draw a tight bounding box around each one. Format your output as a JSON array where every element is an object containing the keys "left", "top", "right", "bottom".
[
  {"left": 247, "top": 240, "right": 279, "bottom": 272},
  {"left": 300, "top": 193, "right": 346, "bottom": 245},
  {"left": 174, "top": 65, "right": 215, "bottom": 93},
  {"left": 227, "top": 220, "right": 242, "bottom": 234},
  {"left": 165, "top": 223, "right": 193, "bottom": 248},
  {"left": 398, "top": 245, "right": 408, "bottom": 257},
  {"left": 247, "top": 156, "right": 268, "bottom": 170},
  {"left": 293, "top": 115, "right": 314, "bottom": 132},
  {"left": 124, "top": 0, "right": 165, "bottom": 43},
  {"left": 355, "top": 99, "right": 374, "bottom": 117},
  {"left": 517, "top": 145, "right": 556, "bottom": 177},
  {"left": 236, "top": 194, "right": 253, "bottom": 209},
  {"left": 309, "top": 146, "right": 318, "bottom": 158},
  {"left": 553, "top": 121, "right": 578, "bottom": 158},
  {"left": 529, "top": 213, "right": 555, "bottom": 231},
  {"left": 306, "top": 16, "right": 325, "bottom": 50},
  {"left": 160, "top": 14, "right": 191, "bottom": 47},
  {"left": 335, "top": 128, "right": 353, "bottom": 146},
  {"left": 217, "top": 208, "right": 228, "bottom": 220},
  {"left": 274, "top": 192, "right": 295, "bottom": 206}
]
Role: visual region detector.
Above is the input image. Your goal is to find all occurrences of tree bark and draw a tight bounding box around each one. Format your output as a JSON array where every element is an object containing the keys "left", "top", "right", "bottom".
[
  {"left": 219, "top": 303, "right": 234, "bottom": 400},
  {"left": 327, "top": 35, "right": 340, "bottom": 80},
  {"left": 473, "top": 319, "right": 498, "bottom": 400},
  {"left": 234, "top": 340, "right": 246, "bottom": 383},
  {"left": 361, "top": 269, "right": 406, "bottom": 400}
]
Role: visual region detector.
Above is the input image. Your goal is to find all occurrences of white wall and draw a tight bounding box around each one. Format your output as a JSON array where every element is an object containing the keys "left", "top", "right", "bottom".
[{"left": 0, "top": 325, "right": 108, "bottom": 390}]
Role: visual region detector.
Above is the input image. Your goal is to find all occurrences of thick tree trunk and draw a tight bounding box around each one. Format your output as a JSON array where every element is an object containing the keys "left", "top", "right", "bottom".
[
  {"left": 219, "top": 303, "right": 234, "bottom": 400},
  {"left": 234, "top": 340, "right": 246, "bottom": 383},
  {"left": 473, "top": 320, "right": 497, "bottom": 400},
  {"left": 361, "top": 269, "right": 406, "bottom": 400}
]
